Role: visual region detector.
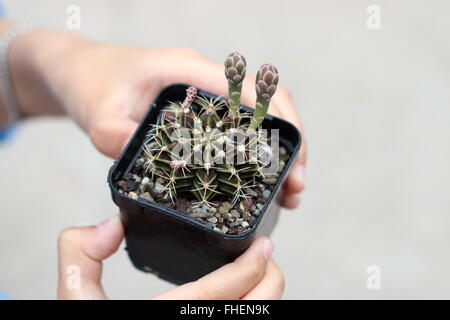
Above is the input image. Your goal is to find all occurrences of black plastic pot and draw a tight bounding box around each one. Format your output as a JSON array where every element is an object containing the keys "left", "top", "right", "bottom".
[{"left": 108, "top": 84, "right": 301, "bottom": 285}]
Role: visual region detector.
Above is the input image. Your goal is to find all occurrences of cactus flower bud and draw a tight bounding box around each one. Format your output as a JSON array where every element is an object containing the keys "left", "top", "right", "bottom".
[
  {"left": 255, "top": 64, "right": 279, "bottom": 102},
  {"left": 224, "top": 52, "right": 247, "bottom": 116},
  {"left": 249, "top": 64, "right": 279, "bottom": 129},
  {"left": 182, "top": 86, "right": 198, "bottom": 109},
  {"left": 180, "top": 86, "right": 197, "bottom": 127}
]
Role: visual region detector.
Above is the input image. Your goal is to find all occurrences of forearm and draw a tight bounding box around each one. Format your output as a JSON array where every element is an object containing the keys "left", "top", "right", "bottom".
[
  {"left": 0, "top": 21, "right": 12, "bottom": 126},
  {"left": 0, "top": 21, "right": 93, "bottom": 127}
]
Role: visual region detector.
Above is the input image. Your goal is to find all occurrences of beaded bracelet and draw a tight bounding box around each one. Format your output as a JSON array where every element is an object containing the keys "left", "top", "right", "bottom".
[{"left": 0, "top": 22, "right": 34, "bottom": 124}]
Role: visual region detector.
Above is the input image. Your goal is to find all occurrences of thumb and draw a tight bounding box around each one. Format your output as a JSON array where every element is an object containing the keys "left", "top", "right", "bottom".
[
  {"left": 155, "top": 237, "right": 273, "bottom": 300},
  {"left": 89, "top": 115, "right": 138, "bottom": 159},
  {"left": 57, "top": 216, "right": 124, "bottom": 300}
]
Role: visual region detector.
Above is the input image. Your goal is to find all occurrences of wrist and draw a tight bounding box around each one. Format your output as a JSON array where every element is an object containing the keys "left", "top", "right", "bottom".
[{"left": 8, "top": 29, "right": 94, "bottom": 119}]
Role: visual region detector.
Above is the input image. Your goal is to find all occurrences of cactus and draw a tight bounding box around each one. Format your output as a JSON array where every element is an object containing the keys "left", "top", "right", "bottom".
[{"left": 142, "top": 53, "right": 279, "bottom": 206}]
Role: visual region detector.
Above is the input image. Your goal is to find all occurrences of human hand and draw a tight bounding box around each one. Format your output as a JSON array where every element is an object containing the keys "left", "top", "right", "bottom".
[
  {"left": 10, "top": 30, "right": 307, "bottom": 208},
  {"left": 57, "top": 216, "right": 284, "bottom": 299}
]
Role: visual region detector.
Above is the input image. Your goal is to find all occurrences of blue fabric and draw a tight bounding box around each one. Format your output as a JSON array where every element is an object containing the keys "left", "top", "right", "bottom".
[
  {"left": 0, "top": 290, "right": 11, "bottom": 300},
  {"left": 0, "top": 123, "right": 17, "bottom": 142},
  {"left": 0, "top": 2, "right": 18, "bottom": 143},
  {"left": 0, "top": 2, "right": 13, "bottom": 301}
]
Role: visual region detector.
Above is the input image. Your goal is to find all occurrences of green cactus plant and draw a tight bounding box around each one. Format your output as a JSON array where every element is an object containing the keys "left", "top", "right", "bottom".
[{"left": 142, "top": 53, "right": 279, "bottom": 206}]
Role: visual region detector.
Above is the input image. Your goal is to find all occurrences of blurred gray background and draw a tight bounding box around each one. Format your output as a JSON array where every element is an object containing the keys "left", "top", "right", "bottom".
[{"left": 1, "top": 0, "right": 449, "bottom": 299}]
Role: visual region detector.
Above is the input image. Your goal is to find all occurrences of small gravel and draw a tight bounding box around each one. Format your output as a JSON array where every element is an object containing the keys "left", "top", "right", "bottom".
[
  {"left": 154, "top": 183, "right": 165, "bottom": 194},
  {"left": 156, "top": 177, "right": 166, "bottom": 185},
  {"left": 262, "top": 189, "right": 271, "bottom": 199},
  {"left": 244, "top": 188, "right": 258, "bottom": 197},
  {"left": 279, "top": 160, "right": 286, "bottom": 172},
  {"left": 230, "top": 210, "right": 240, "bottom": 218},
  {"left": 207, "top": 206, "right": 217, "bottom": 214},
  {"left": 262, "top": 177, "right": 277, "bottom": 185},
  {"left": 190, "top": 211, "right": 212, "bottom": 218},
  {"left": 240, "top": 198, "right": 253, "bottom": 211},
  {"left": 207, "top": 217, "right": 218, "bottom": 224},
  {"left": 128, "top": 191, "right": 138, "bottom": 200},
  {"left": 218, "top": 202, "right": 232, "bottom": 214},
  {"left": 175, "top": 198, "right": 189, "bottom": 213},
  {"left": 140, "top": 192, "right": 153, "bottom": 201}
]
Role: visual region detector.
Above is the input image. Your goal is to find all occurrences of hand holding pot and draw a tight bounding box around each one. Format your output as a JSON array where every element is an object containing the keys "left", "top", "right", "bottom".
[
  {"left": 7, "top": 28, "right": 306, "bottom": 209},
  {"left": 57, "top": 216, "right": 285, "bottom": 300}
]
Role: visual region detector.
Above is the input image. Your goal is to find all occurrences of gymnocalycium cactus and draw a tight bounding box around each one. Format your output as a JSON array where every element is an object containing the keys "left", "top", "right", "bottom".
[{"left": 142, "top": 52, "right": 279, "bottom": 206}]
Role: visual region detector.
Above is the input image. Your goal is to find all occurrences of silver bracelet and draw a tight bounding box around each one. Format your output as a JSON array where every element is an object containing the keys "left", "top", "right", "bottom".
[{"left": 0, "top": 22, "right": 35, "bottom": 124}]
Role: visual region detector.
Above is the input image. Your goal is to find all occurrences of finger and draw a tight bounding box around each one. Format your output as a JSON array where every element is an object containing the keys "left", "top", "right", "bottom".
[
  {"left": 89, "top": 115, "right": 138, "bottom": 159},
  {"left": 154, "top": 237, "right": 273, "bottom": 300},
  {"left": 57, "top": 216, "right": 124, "bottom": 299},
  {"left": 280, "top": 192, "right": 301, "bottom": 210},
  {"left": 284, "top": 158, "right": 307, "bottom": 198},
  {"left": 282, "top": 157, "right": 306, "bottom": 198},
  {"left": 282, "top": 164, "right": 305, "bottom": 195},
  {"left": 242, "top": 260, "right": 285, "bottom": 300},
  {"left": 275, "top": 187, "right": 301, "bottom": 210},
  {"left": 273, "top": 91, "right": 307, "bottom": 199}
]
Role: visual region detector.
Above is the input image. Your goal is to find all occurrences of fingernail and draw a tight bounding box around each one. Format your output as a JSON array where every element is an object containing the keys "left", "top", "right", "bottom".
[
  {"left": 97, "top": 215, "right": 119, "bottom": 229},
  {"left": 262, "top": 239, "right": 274, "bottom": 260}
]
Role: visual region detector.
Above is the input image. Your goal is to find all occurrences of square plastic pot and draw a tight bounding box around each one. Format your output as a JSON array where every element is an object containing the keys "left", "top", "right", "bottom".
[{"left": 108, "top": 84, "right": 301, "bottom": 285}]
